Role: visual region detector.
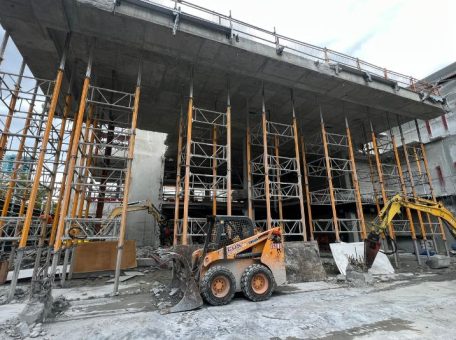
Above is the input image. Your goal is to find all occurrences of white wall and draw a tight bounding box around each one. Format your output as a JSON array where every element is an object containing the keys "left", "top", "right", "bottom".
[{"left": 126, "top": 129, "right": 167, "bottom": 247}]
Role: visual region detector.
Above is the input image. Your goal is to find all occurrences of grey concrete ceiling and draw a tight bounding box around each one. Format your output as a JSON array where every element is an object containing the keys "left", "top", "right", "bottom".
[{"left": 0, "top": 0, "right": 445, "bottom": 162}]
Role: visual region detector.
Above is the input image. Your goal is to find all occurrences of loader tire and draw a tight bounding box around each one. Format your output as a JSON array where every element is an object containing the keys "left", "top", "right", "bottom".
[
  {"left": 200, "top": 265, "right": 236, "bottom": 306},
  {"left": 241, "top": 264, "right": 275, "bottom": 302}
]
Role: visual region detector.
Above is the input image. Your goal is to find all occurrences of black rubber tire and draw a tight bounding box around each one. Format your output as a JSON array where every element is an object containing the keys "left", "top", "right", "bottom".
[
  {"left": 200, "top": 265, "right": 236, "bottom": 306},
  {"left": 241, "top": 264, "right": 275, "bottom": 302}
]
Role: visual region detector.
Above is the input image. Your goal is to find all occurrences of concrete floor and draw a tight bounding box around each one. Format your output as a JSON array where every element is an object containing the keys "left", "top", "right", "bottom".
[{"left": 2, "top": 267, "right": 456, "bottom": 340}]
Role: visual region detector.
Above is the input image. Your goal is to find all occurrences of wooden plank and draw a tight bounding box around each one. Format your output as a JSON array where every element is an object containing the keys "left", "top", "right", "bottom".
[{"left": 72, "top": 240, "right": 137, "bottom": 273}]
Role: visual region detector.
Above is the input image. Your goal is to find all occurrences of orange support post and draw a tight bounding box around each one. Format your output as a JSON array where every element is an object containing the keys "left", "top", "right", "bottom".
[
  {"left": 226, "top": 86, "right": 232, "bottom": 215},
  {"left": 79, "top": 118, "right": 98, "bottom": 217},
  {"left": 246, "top": 117, "right": 253, "bottom": 220},
  {"left": 173, "top": 108, "right": 184, "bottom": 245},
  {"left": 8, "top": 33, "right": 71, "bottom": 300},
  {"left": 181, "top": 75, "right": 193, "bottom": 245},
  {"left": 370, "top": 123, "right": 395, "bottom": 238},
  {"left": 300, "top": 134, "right": 313, "bottom": 240},
  {"left": 290, "top": 95, "right": 307, "bottom": 241},
  {"left": 32, "top": 92, "right": 72, "bottom": 280},
  {"left": 113, "top": 61, "right": 142, "bottom": 294},
  {"left": 390, "top": 127, "right": 421, "bottom": 264},
  {"left": 212, "top": 125, "right": 217, "bottom": 215},
  {"left": 321, "top": 113, "right": 340, "bottom": 241},
  {"left": 261, "top": 87, "right": 272, "bottom": 229},
  {"left": 70, "top": 105, "right": 94, "bottom": 218},
  {"left": 0, "top": 61, "right": 26, "bottom": 161},
  {"left": 345, "top": 118, "right": 366, "bottom": 239},
  {"left": 0, "top": 30, "right": 9, "bottom": 67},
  {"left": 414, "top": 120, "right": 449, "bottom": 255},
  {"left": 274, "top": 136, "right": 284, "bottom": 227},
  {"left": 50, "top": 45, "right": 93, "bottom": 282},
  {"left": 0, "top": 84, "right": 39, "bottom": 223}
]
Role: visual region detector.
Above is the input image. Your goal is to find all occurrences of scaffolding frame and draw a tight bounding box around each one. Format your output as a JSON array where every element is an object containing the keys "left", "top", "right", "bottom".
[
  {"left": 247, "top": 89, "right": 306, "bottom": 239},
  {"left": 354, "top": 112, "right": 450, "bottom": 266},
  {"left": 394, "top": 116, "right": 449, "bottom": 255},
  {"left": 37, "top": 46, "right": 143, "bottom": 294},
  {"left": 3, "top": 32, "right": 72, "bottom": 299},
  {"left": 302, "top": 114, "right": 365, "bottom": 242},
  {"left": 175, "top": 77, "right": 232, "bottom": 244}
]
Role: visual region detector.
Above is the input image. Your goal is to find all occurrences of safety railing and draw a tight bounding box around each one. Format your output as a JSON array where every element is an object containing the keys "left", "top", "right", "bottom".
[{"left": 138, "top": 0, "right": 437, "bottom": 94}]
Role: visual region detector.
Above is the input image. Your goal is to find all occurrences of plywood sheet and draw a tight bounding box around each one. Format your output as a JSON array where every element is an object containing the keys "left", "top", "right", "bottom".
[{"left": 72, "top": 240, "right": 137, "bottom": 273}]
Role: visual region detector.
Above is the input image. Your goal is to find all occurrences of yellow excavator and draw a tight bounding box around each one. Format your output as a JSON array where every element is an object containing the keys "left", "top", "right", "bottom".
[
  {"left": 68, "top": 200, "right": 168, "bottom": 241},
  {"left": 107, "top": 200, "right": 167, "bottom": 225},
  {"left": 364, "top": 194, "right": 456, "bottom": 268},
  {"left": 166, "top": 216, "right": 286, "bottom": 313}
]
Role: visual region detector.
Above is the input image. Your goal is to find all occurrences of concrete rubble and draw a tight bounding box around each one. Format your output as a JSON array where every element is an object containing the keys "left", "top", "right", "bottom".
[{"left": 0, "top": 248, "right": 454, "bottom": 339}]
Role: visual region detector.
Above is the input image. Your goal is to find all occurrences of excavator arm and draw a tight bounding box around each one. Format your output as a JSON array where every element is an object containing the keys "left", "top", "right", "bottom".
[
  {"left": 365, "top": 194, "right": 456, "bottom": 268},
  {"left": 108, "top": 200, "right": 167, "bottom": 227},
  {"left": 68, "top": 200, "right": 167, "bottom": 240},
  {"left": 371, "top": 194, "right": 456, "bottom": 236}
]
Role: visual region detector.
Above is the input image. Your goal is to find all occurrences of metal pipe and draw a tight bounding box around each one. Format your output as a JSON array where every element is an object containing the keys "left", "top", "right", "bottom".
[
  {"left": 48, "top": 100, "right": 79, "bottom": 248},
  {"left": 370, "top": 121, "right": 395, "bottom": 238},
  {"left": 0, "top": 84, "right": 39, "bottom": 224},
  {"left": 300, "top": 133, "right": 313, "bottom": 240},
  {"left": 320, "top": 112, "right": 340, "bottom": 241},
  {"left": 0, "top": 30, "right": 9, "bottom": 67},
  {"left": 8, "top": 96, "right": 48, "bottom": 270},
  {"left": 181, "top": 71, "right": 193, "bottom": 244},
  {"left": 412, "top": 141, "right": 438, "bottom": 252},
  {"left": 79, "top": 118, "right": 98, "bottom": 217},
  {"left": 173, "top": 106, "right": 184, "bottom": 245},
  {"left": 414, "top": 119, "right": 449, "bottom": 255},
  {"left": 113, "top": 60, "right": 142, "bottom": 294},
  {"left": 226, "top": 83, "right": 232, "bottom": 215},
  {"left": 273, "top": 135, "right": 284, "bottom": 228},
  {"left": 345, "top": 118, "right": 366, "bottom": 239},
  {"left": 32, "top": 91, "right": 71, "bottom": 281},
  {"left": 396, "top": 116, "right": 427, "bottom": 242},
  {"left": 71, "top": 106, "right": 94, "bottom": 219},
  {"left": 60, "top": 247, "right": 71, "bottom": 286},
  {"left": 290, "top": 94, "right": 307, "bottom": 241},
  {"left": 387, "top": 120, "right": 419, "bottom": 264},
  {"left": 361, "top": 124, "right": 382, "bottom": 214},
  {"left": 0, "top": 60, "right": 26, "bottom": 161},
  {"left": 8, "top": 33, "right": 71, "bottom": 300},
  {"left": 261, "top": 85, "right": 272, "bottom": 229},
  {"left": 50, "top": 43, "right": 94, "bottom": 281},
  {"left": 211, "top": 124, "right": 217, "bottom": 215},
  {"left": 246, "top": 114, "right": 253, "bottom": 220}
]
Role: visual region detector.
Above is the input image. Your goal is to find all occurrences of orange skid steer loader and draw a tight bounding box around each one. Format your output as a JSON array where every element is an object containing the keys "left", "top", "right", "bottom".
[{"left": 166, "top": 216, "right": 286, "bottom": 313}]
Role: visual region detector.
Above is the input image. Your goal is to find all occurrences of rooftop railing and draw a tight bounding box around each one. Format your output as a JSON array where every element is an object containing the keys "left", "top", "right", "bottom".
[{"left": 137, "top": 0, "right": 437, "bottom": 95}]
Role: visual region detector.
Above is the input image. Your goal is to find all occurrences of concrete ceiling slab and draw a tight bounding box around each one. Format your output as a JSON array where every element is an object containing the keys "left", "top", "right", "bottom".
[{"left": 0, "top": 0, "right": 445, "bottom": 162}]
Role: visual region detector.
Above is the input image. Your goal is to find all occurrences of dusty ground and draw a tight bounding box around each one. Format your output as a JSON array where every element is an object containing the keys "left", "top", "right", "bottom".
[
  {"left": 1, "top": 255, "right": 456, "bottom": 340},
  {"left": 2, "top": 267, "right": 456, "bottom": 339}
]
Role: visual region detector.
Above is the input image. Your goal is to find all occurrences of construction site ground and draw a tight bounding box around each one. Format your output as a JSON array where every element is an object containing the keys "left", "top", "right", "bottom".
[{"left": 0, "top": 254, "right": 455, "bottom": 340}]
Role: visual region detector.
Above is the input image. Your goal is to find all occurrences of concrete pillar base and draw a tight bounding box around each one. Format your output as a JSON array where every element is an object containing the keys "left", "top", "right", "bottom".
[{"left": 285, "top": 241, "right": 327, "bottom": 282}]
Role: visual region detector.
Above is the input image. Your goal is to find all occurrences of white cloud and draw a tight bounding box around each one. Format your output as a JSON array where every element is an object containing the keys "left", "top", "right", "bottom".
[{"left": 189, "top": 0, "right": 456, "bottom": 79}]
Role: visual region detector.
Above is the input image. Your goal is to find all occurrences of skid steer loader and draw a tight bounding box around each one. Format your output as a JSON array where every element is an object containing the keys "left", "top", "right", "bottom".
[{"left": 164, "top": 215, "right": 286, "bottom": 313}]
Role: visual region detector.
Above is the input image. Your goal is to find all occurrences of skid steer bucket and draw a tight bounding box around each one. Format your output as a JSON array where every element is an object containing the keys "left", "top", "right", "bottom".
[{"left": 159, "top": 251, "right": 203, "bottom": 314}]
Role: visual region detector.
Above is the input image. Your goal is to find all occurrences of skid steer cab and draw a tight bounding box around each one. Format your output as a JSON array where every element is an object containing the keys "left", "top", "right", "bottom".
[{"left": 191, "top": 216, "right": 286, "bottom": 306}]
